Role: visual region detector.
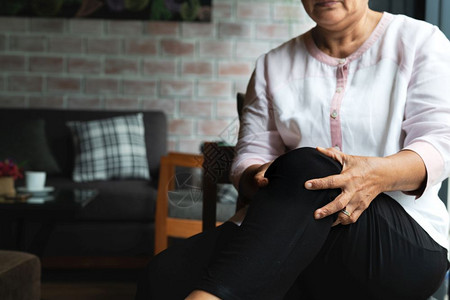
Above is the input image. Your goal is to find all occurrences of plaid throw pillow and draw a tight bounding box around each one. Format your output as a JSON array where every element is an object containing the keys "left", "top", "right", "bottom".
[{"left": 67, "top": 113, "right": 150, "bottom": 182}]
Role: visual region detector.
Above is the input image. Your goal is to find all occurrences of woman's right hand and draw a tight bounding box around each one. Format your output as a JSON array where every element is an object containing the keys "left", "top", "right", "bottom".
[
  {"left": 239, "top": 162, "right": 272, "bottom": 200},
  {"left": 254, "top": 162, "right": 272, "bottom": 187}
]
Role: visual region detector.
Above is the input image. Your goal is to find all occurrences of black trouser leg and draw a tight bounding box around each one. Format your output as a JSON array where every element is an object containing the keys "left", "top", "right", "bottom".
[
  {"left": 196, "top": 147, "right": 342, "bottom": 300},
  {"left": 135, "top": 222, "right": 240, "bottom": 300}
]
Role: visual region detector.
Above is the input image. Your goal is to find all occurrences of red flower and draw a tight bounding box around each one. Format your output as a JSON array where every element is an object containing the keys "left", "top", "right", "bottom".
[{"left": 0, "top": 159, "right": 24, "bottom": 180}]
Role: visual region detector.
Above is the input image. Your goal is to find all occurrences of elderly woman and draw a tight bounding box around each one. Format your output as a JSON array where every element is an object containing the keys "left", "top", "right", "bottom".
[{"left": 136, "top": 1, "right": 450, "bottom": 299}]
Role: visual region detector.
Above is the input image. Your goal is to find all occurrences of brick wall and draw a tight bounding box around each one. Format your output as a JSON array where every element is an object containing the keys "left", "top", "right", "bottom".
[{"left": 0, "top": 0, "right": 314, "bottom": 153}]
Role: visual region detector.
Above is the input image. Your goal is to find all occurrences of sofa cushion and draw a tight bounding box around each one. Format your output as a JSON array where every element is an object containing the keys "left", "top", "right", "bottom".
[
  {"left": 0, "top": 119, "right": 60, "bottom": 174},
  {"left": 67, "top": 113, "right": 150, "bottom": 182}
]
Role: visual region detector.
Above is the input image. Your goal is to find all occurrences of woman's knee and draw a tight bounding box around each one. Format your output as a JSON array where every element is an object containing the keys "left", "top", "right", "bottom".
[{"left": 265, "top": 147, "right": 342, "bottom": 183}]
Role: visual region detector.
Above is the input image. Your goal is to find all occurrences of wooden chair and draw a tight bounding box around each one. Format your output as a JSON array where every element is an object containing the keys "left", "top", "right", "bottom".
[
  {"left": 154, "top": 152, "right": 225, "bottom": 255},
  {"left": 201, "top": 93, "right": 246, "bottom": 229},
  {"left": 154, "top": 93, "right": 245, "bottom": 255}
]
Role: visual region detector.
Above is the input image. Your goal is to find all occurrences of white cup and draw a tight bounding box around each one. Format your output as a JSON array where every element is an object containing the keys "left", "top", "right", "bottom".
[{"left": 25, "top": 171, "right": 46, "bottom": 191}]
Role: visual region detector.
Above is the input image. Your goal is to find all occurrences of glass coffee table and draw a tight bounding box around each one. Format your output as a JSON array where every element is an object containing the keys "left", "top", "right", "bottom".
[{"left": 0, "top": 188, "right": 98, "bottom": 256}]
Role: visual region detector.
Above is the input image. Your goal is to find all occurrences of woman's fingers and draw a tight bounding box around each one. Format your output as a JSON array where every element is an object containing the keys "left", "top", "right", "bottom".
[
  {"left": 308, "top": 147, "right": 380, "bottom": 225},
  {"left": 332, "top": 206, "right": 363, "bottom": 226},
  {"left": 305, "top": 174, "right": 343, "bottom": 190},
  {"left": 305, "top": 147, "right": 348, "bottom": 189},
  {"left": 314, "top": 193, "right": 349, "bottom": 219},
  {"left": 254, "top": 161, "right": 272, "bottom": 187},
  {"left": 316, "top": 146, "right": 344, "bottom": 164}
]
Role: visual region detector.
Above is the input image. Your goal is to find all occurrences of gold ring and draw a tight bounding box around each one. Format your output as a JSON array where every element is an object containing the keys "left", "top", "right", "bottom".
[{"left": 341, "top": 209, "right": 351, "bottom": 217}]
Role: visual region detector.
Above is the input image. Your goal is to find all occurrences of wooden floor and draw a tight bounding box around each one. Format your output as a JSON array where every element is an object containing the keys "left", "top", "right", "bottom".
[{"left": 41, "top": 269, "right": 139, "bottom": 300}]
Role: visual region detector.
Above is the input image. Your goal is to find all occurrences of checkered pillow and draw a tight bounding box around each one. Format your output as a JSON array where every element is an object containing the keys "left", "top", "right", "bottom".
[{"left": 67, "top": 113, "right": 150, "bottom": 182}]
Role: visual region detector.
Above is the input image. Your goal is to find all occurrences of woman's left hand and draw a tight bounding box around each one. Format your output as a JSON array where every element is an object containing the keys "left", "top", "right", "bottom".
[{"left": 305, "top": 147, "right": 386, "bottom": 226}]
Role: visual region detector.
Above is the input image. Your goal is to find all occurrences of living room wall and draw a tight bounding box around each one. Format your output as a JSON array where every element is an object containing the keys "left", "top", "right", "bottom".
[{"left": 0, "top": 0, "right": 314, "bottom": 153}]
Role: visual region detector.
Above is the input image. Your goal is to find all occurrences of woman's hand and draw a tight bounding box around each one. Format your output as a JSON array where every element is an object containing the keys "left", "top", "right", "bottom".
[
  {"left": 254, "top": 162, "right": 272, "bottom": 187},
  {"left": 304, "top": 147, "right": 426, "bottom": 226},
  {"left": 239, "top": 162, "right": 273, "bottom": 200}
]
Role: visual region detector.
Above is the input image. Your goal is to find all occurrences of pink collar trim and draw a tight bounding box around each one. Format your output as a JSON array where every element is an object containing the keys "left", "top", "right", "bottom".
[{"left": 304, "top": 12, "right": 394, "bottom": 66}]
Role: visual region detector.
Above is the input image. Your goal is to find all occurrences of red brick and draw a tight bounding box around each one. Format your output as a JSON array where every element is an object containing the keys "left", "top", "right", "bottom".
[
  {"left": 147, "top": 22, "right": 179, "bottom": 36},
  {"left": 30, "top": 56, "right": 64, "bottom": 73},
  {"left": 217, "top": 101, "right": 239, "bottom": 118},
  {"left": 8, "top": 75, "right": 43, "bottom": 92},
  {"left": 256, "top": 24, "right": 290, "bottom": 40},
  {"left": 212, "top": 2, "right": 232, "bottom": 20},
  {"left": 198, "top": 80, "right": 232, "bottom": 97},
  {"left": 30, "top": 18, "right": 65, "bottom": 33},
  {"left": 68, "top": 57, "right": 102, "bottom": 74},
  {"left": 0, "top": 95, "right": 26, "bottom": 108},
  {"left": 70, "top": 19, "right": 104, "bottom": 35},
  {"left": 274, "top": 5, "right": 304, "bottom": 21},
  {"left": 105, "top": 96, "right": 140, "bottom": 110},
  {"left": 28, "top": 95, "right": 65, "bottom": 108},
  {"left": 182, "top": 23, "right": 214, "bottom": 38},
  {"left": 87, "top": 38, "right": 121, "bottom": 54},
  {"left": 9, "top": 35, "right": 46, "bottom": 52},
  {"left": 143, "top": 60, "right": 176, "bottom": 76},
  {"left": 160, "top": 80, "right": 193, "bottom": 97},
  {"left": 197, "top": 119, "right": 231, "bottom": 136},
  {"left": 105, "top": 58, "right": 139, "bottom": 75},
  {"left": 67, "top": 96, "right": 102, "bottom": 110},
  {"left": 125, "top": 39, "right": 158, "bottom": 55},
  {"left": 167, "top": 139, "right": 177, "bottom": 152},
  {"left": 48, "top": 77, "right": 81, "bottom": 93},
  {"left": 180, "top": 101, "right": 212, "bottom": 117},
  {"left": 0, "top": 55, "right": 26, "bottom": 71},
  {"left": 0, "top": 18, "right": 27, "bottom": 32},
  {"left": 237, "top": 3, "right": 271, "bottom": 20},
  {"left": 85, "top": 78, "right": 119, "bottom": 94},
  {"left": 235, "top": 41, "right": 270, "bottom": 59},
  {"left": 108, "top": 20, "right": 143, "bottom": 35},
  {"left": 49, "top": 37, "right": 83, "bottom": 53},
  {"left": 161, "top": 39, "right": 195, "bottom": 56},
  {"left": 218, "top": 62, "right": 252, "bottom": 77},
  {"left": 219, "top": 23, "right": 251, "bottom": 38},
  {"left": 182, "top": 61, "right": 213, "bottom": 76},
  {"left": 123, "top": 79, "right": 157, "bottom": 96},
  {"left": 178, "top": 138, "right": 203, "bottom": 154},
  {"left": 169, "top": 119, "right": 194, "bottom": 135},
  {"left": 199, "top": 40, "right": 233, "bottom": 58},
  {"left": 142, "top": 98, "right": 176, "bottom": 115}
]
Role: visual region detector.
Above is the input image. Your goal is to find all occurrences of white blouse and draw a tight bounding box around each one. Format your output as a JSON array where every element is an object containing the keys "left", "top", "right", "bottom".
[{"left": 231, "top": 13, "right": 450, "bottom": 249}]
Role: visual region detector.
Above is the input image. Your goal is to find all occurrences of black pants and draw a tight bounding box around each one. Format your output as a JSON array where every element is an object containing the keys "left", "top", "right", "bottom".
[{"left": 136, "top": 147, "right": 448, "bottom": 300}]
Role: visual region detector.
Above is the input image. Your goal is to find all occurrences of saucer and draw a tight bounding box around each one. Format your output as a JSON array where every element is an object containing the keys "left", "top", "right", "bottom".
[{"left": 17, "top": 186, "right": 55, "bottom": 194}]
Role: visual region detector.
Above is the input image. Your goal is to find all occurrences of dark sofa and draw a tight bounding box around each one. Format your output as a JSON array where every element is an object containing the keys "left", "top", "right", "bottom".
[{"left": 0, "top": 109, "right": 166, "bottom": 265}]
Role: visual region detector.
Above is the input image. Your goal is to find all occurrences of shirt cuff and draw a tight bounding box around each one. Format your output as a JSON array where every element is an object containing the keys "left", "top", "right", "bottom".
[{"left": 403, "top": 141, "right": 444, "bottom": 192}]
